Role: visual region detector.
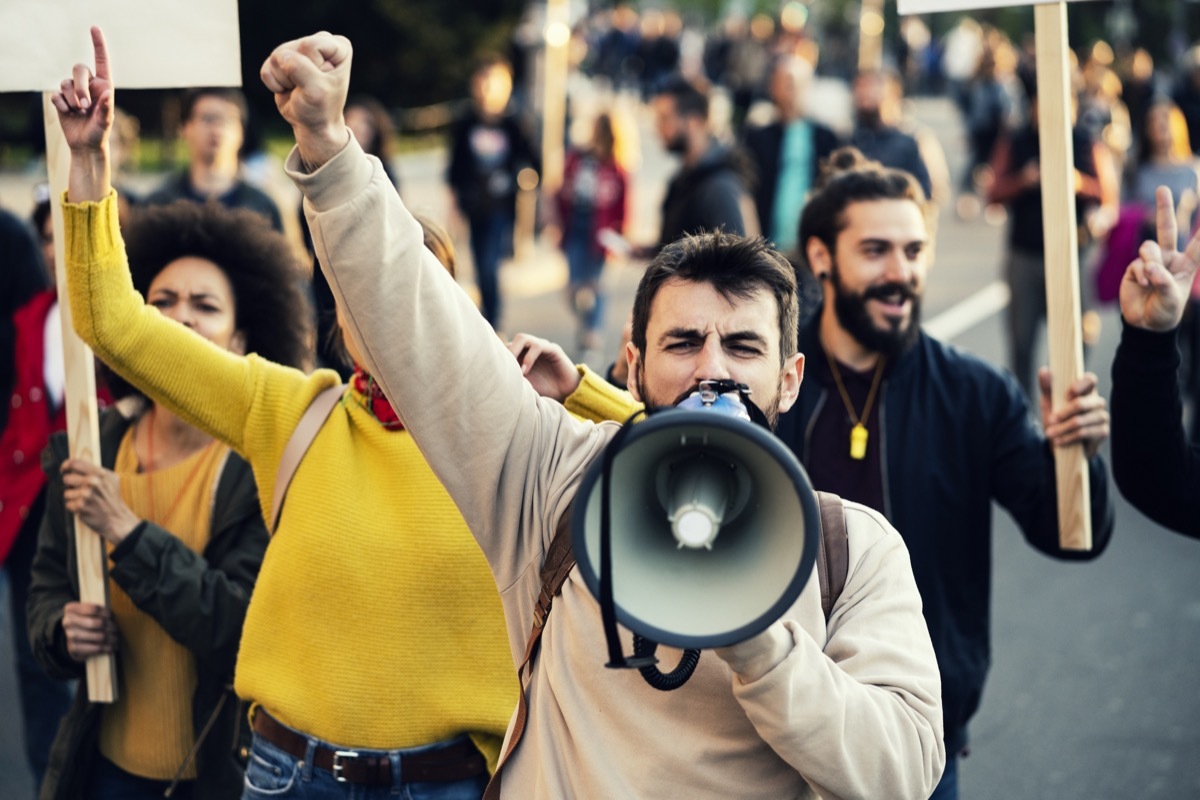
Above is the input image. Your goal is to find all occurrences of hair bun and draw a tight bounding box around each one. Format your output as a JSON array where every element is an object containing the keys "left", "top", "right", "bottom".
[{"left": 816, "top": 147, "right": 878, "bottom": 189}]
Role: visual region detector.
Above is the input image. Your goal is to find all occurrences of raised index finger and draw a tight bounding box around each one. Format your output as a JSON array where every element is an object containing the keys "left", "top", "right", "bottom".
[
  {"left": 91, "top": 26, "right": 111, "bottom": 82},
  {"left": 1157, "top": 186, "right": 1178, "bottom": 255}
]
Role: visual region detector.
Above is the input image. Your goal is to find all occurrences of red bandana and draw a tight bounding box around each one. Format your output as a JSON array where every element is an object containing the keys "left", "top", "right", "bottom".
[{"left": 351, "top": 365, "right": 404, "bottom": 431}]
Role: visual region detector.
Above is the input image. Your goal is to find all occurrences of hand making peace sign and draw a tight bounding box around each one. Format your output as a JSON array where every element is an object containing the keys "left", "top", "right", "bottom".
[{"left": 1120, "top": 185, "right": 1200, "bottom": 333}]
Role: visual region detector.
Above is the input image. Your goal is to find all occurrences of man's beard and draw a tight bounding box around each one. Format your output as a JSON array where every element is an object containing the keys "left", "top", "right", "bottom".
[
  {"left": 830, "top": 262, "right": 921, "bottom": 359},
  {"left": 854, "top": 107, "right": 883, "bottom": 129},
  {"left": 635, "top": 367, "right": 784, "bottom": 429},
  {"left": 664, "top": 131, "right": 688, "bottom": 155}
]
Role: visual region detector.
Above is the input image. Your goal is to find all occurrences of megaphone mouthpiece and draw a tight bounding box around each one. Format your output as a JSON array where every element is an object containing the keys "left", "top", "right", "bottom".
[{"left": 665, "top": 455, "right": 737, "bottom": 550}]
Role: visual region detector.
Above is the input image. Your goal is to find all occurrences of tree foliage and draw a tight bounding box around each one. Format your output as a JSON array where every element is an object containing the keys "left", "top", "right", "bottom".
[{"left": 237, "top": 0, "right": 526, "bottom": 129}]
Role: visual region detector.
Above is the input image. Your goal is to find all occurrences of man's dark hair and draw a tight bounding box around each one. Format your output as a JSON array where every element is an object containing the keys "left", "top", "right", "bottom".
[
  {"left": 798, "top": 147, "right": 929, "bottom": 260},
  {"left": 653, "top": 74, "right": 709, "bottom": 121},
  {"left": 181, "top": 87, "right": 249, "bottom": 127},
  {"left": 103, "top": 201, "right": 311, "bottom": 399},
  {"left": 631, "top": 231, "right": 798, "bottom": 366}
]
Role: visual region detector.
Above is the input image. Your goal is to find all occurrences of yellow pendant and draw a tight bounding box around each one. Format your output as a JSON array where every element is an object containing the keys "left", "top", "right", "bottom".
[{"left": 850, "top": 423, "right": 868, "bottom": 460}]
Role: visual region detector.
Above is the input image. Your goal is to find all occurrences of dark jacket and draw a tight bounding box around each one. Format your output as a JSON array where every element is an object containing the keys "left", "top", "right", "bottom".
[
  {"left": 27, "top": 407, "right": 267, "bottom": 799},
  {"left": 144, "top": 172, "right": 284, "bottom": 233},
  {"left": 446, "top": 107, "right": 539, "bottom": 220},
  {"left": 849, "top": 124, "right": 933, "bottom": 199},
  {"left": 1172, "top": 75, "right": 1200, "bottom": 158},
  {"left": 659, "top": 143, "right": 750, "bottom": 248},
  {"left": 741, "top": 118, "right": 840, "bottom": 246},
  {"left": 1111, "top": 322, "right": 1200, "bottom": 538},
  {"left": 776, "top": 318, "right": 1115, "bottom": 753}
]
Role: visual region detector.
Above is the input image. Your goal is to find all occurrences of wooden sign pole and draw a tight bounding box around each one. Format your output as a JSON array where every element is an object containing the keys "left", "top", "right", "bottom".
[
  {"left": 1034, "top": 1, "right": 1092, "bottom": 550},
  {"left": 42, "top": 94, "right": 118, "bottom": 701}
]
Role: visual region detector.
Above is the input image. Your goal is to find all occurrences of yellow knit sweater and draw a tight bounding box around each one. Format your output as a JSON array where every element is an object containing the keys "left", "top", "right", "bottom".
[
  {"left": 100, "top": 431, "right": 227, "bottom": 779},
  {"left": 64, "top": 193, "right": 526, "bottom": 761}
]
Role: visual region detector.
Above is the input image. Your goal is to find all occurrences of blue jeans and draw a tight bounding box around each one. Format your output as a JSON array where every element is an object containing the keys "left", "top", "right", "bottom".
[
  {"left": 929, "top": 752, "right": 959, "bottom": 800},
  {"left": 85, "top": 755, "right": 194, "bottom": 799},
  {"left": 241, "top": 731, "right": 488, "bottom": 800},
  {"left": 564, "top": 231, "right": 606, "bottom": 338},
  {"left": 467, "top": 213, "right": 512, "bottom": 330}
]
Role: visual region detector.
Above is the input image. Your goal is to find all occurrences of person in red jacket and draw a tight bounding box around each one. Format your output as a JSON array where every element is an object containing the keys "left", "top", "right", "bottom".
[
  {"left": 0, "top": 200, "right": 74, "bottom": 793},
  {"left": 554, "top": 112, "right": 628, "bottom": 356}
]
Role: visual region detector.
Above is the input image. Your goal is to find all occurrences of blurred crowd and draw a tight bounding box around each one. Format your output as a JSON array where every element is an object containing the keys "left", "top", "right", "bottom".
[{"left": 5, "top": 8, "right": 1200, "bottom": 403}]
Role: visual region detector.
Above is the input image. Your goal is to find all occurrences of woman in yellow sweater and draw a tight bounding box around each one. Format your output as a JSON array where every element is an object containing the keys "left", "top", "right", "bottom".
[{"left": 50, "top": 29, "right": 631, "bottom": 800}]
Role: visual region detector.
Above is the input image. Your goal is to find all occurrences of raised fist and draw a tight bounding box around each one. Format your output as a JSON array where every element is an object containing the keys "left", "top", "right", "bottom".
[{"left": 261, "top": 31, "right": 352, "bottom": 169}]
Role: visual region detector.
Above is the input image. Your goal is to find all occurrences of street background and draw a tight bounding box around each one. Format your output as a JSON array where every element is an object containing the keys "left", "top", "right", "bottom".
[{"left": 1, "top": 83, "right": 1198, "bottom": 798}]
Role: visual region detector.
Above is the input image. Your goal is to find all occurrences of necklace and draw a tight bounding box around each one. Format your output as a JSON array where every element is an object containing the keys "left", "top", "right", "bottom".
[
  {"left": 823, "top": 350, "right": 886, "bottom": 461},
  {"left": 142, "top": 407, "right": 216, "bottom": 525}
]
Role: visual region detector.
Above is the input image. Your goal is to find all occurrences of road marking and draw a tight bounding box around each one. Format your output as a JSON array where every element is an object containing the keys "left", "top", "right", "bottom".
[{"left": 924, "top": 280, "right": 1010, "bottom": 341}]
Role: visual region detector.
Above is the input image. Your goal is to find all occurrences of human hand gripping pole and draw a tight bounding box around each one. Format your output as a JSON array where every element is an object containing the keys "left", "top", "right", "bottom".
[
  {"left": 61, "top": 601, "right": 119, "bottom": 663},
  {"left": 260, "top": 32, "right": 352, "bottom": 171},
  {"left": 60, "top": 459, "right": 141, "bottom": 545},
  {"left": 1120, "top": 186, "right": 1200, "bottom": 334},
  {"left": 1038, "top": 369, "right": 1109, "bottom": 460}
]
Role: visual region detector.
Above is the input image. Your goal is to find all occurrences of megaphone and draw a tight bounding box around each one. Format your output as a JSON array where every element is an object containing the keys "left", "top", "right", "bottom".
[{"left": 572, "top": 381, "right": 820, "bottom": 684}]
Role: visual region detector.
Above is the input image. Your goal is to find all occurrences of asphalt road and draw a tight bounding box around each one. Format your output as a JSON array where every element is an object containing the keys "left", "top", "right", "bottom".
[{"left": 2, "top": 93, "right": 1197, "bottom": 799}]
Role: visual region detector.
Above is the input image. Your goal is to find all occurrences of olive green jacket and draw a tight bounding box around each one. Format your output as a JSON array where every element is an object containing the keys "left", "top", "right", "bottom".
[{"left": 27, "top": 406, "right": 267, "bottom": 799}]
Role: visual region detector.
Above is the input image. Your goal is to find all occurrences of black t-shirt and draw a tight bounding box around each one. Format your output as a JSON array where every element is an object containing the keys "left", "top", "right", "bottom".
[
  {"left": 1003, "top": 125, "right": 1098, "bottom": 255},
  {"left": 807, "top": 350, "right": 889, "bottom": 515}
]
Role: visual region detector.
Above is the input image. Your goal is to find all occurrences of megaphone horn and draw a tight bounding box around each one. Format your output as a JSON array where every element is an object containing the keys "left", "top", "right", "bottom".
[{"left": 572, "top": 392, "right": 820, "bottom": 673}]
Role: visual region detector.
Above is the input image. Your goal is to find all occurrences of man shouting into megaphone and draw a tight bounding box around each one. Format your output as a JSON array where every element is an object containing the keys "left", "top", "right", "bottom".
[{"left": 263, "top": 31, "right": 945, "bottom": 799}]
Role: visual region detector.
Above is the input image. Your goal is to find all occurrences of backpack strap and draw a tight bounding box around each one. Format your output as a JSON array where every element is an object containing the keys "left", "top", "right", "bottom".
[
  {"left": 483, "top": 505, "right": 575, "bottom": 800},
  {"left": 815, "top": 491, "right": 849, "bottom": 623},
  {"left": 269, "top": 384, "right": 345, "bottom": 534}
]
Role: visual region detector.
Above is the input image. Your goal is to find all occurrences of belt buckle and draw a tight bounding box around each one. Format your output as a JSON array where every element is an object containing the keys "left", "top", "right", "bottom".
[{"left": 332, "top": 750, "right": 360, "bottom": 783}]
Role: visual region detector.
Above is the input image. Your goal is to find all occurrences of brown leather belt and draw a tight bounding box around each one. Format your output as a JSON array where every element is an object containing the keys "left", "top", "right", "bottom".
[{"left": 251, "top": 710, "right": 487, "bottom": 785}]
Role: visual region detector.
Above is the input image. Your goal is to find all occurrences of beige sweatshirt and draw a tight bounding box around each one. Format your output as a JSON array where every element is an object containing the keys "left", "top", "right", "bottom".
[{"left": 289, "top": 136, "right": 945, "bottom": 799}]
